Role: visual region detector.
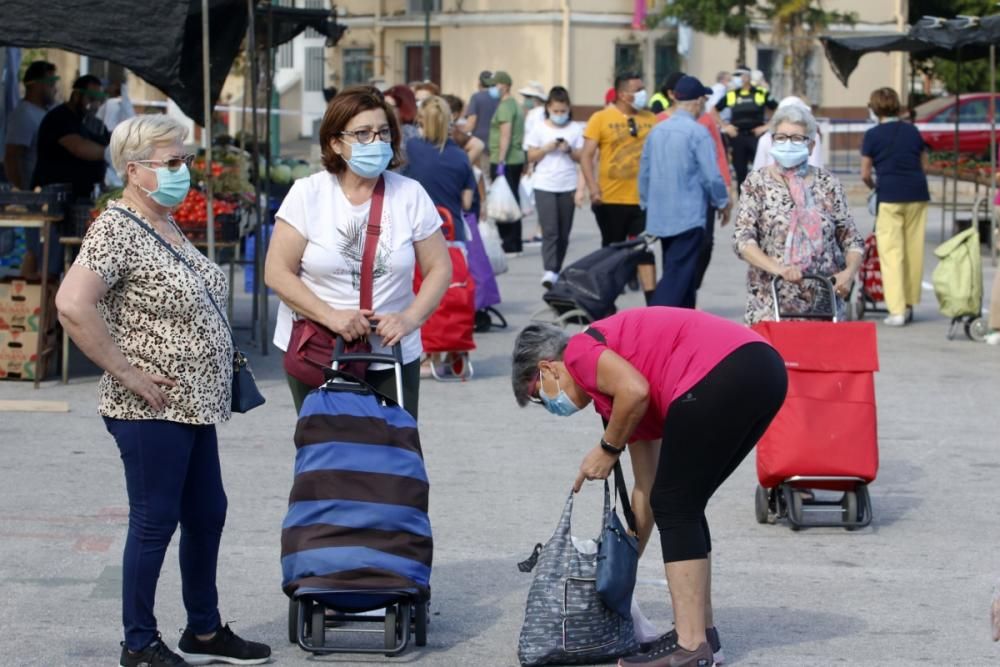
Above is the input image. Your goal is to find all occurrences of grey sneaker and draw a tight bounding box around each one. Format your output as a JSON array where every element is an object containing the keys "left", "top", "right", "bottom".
[
  {"left": 618, "top": 640, "right": 714, "bottom": 667},
  {"left": 640, "top": 627, "right": 723, "bottom": 665}
]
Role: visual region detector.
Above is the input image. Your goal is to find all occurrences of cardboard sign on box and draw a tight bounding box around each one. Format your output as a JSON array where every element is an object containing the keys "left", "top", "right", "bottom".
[
  {"left": 0, "top": 279, "right": 56, "bottom": 333},
  {"left": 0, "top": 329, "right": 55, "bottom": 381}
]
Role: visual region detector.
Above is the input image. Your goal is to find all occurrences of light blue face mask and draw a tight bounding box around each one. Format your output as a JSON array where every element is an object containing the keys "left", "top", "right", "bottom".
[
  {"left": 136, "top": 163, "right": 191, "bottom": 207},
  {"left": 770, "top": 142, "right": 810, "bottom": 170},
  {"left": 538, "top": 369, "right": 581, "bottom": 417},
  {"left": 346, "top": 141, "right": 393, "bottom": 178},
  {"left": 549, "top": 112, "right": 570, "bottom": 126},
  {"left": 488, "top": 85, "right": 501, "bottom": 100}
]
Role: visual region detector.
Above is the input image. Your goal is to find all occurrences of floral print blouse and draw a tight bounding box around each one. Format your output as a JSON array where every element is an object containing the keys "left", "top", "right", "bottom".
[{"left": 733, "top": 166, "right": 864, "bottom": 325}]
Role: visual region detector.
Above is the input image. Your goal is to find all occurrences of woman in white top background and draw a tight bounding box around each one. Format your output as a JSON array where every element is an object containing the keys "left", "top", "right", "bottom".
[
  {"left": 265, "top": 86, "right": 451, "bottom": 416},
  {"left": 523, "top": 86, "right": 585, "bottom": 289}
]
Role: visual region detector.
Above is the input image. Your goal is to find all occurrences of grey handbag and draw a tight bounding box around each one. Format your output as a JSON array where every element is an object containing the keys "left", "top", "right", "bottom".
[{"left": 517, "top": 486, "right": 640, "bottom": 666}]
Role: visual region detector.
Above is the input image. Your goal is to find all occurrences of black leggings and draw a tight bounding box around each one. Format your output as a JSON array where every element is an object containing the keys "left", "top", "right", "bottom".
[{"left": 650, "top": 342, "right": 787, "bottom": 563}]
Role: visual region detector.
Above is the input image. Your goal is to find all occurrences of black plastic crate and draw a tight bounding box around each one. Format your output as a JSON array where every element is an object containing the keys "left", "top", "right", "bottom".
[{"left": 0, "top": 184, "right": 72, "bottom": 217}]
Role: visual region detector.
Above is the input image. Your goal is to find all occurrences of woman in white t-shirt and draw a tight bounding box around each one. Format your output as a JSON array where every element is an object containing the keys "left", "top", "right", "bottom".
[
  {"left": 264, "top": 86, "right": 452, "bottom": 416},
  {"left": 523, "top": 86, "right": 584, "bottom": 289}
]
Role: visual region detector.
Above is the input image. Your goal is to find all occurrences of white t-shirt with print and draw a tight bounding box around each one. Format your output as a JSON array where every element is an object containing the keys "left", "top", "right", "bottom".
[
  {"left": 273, "top": 170, "right": 442, "bottom": 366},
  {"left": 523, "top": 120, "right": 584, "bottom": 193}
]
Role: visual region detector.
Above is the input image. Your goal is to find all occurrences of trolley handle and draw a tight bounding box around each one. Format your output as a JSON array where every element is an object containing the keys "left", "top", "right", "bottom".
[
  {"left": 331, "top": 324, "right": 406, "bottom": 410},
  {"left": 770, "top": 273, "right": 839, "bottom": 323}
]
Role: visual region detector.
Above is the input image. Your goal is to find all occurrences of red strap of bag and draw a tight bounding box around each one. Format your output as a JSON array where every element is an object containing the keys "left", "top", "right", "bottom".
[{"left": 359, "top": 176, "right": 386, "bottom": 311}]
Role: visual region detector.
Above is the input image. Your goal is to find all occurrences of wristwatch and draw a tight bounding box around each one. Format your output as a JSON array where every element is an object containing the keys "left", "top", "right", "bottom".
[{"left": 600, "top": 437, "right": 625, "bottom": 456}]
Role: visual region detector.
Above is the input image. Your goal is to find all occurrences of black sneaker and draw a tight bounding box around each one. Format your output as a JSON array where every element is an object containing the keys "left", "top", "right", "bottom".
[
  {"left": 176, "top": 624, "right": 271, "bottom": 665},
  {"left": 640, "top": 627, "right": 724, "bottom": 665},
  {"left": 120, "top": 635, "right": 191, "bottom": 667}
]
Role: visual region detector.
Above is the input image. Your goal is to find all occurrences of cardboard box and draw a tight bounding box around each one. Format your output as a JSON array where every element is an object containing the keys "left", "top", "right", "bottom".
[
  {"left": 0, "top": 279, "right": 57, "bottom": 333},
  {"left": 0, "top": 329, "right": 56, "bottom": 381}
]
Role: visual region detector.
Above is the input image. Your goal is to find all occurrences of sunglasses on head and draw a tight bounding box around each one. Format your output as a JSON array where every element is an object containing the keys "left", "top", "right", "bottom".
[{"left": 627, "top": 117, "right": 638, "bottom": 138}]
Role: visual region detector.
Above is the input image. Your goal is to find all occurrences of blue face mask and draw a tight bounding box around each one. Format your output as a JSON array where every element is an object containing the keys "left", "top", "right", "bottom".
[
  {"left": 770, "top": 142, "right": 810, "bottom": 169},
  {"left": 549, "top": 112, "right": 570, "bottom": 126},
  {"left": 346, "top": 141, "right": 393, "bottom": 178},
  {"left": 136, "top": 163, "right": 191, "bottom": 207},
  {"left": 538, "top": 369, "right": 581, "bottom": 417},
  {"left": 488, "top": 86, "right": 501, "bottom": 100},
  {"left": 631, "top": 89, "right": 648, "bottom": 110}
]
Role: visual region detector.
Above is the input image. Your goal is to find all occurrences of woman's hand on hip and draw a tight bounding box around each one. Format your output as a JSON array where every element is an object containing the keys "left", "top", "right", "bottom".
[
  {"left": 574, "top": 445, "right": 619, "bottom": 493},
  {"left": 326, "top": 308, "right": 373, "bottom": 342},
  {"left": 373, "top": 312, "right": 418, "bottom": 348},
  {"left": 119, "top": 366, "right": 176, "bottom": 412}
]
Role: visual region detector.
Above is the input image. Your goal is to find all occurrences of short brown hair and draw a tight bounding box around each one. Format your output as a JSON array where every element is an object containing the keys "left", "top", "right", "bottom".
[
  {"left": 319, "top": 85, "right": 402, "bottom": 174},
  {"left": 869, "top": 87, "right": 901, "bottom": 118},
  {"left": 413, "top": 81, "right": 440, "bottom": 96}
]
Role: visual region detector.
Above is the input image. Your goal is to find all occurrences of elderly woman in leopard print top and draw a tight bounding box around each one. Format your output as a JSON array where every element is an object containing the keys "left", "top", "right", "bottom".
[{"left": 56, "top": 115, "right": 270, "bottom": 667}]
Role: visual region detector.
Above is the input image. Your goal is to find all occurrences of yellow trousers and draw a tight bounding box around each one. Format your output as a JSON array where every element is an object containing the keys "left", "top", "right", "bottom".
[
  {"left": 990, "top": 267, "right": 1000, "bottom": 330},
  {"left": 875, "top": 201, "right": 928, "bottom": 316}
]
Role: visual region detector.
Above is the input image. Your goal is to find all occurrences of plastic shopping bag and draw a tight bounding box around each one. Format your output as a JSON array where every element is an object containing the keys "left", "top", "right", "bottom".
[
  {"left": 519, "top": 173, "right": 536, "bottom": 218},
  {"left": 486, "top": 174, "right": 522, "bottom": 223},
  {"left": 478, "top": 218, "right": 508, "bottom": 275}
]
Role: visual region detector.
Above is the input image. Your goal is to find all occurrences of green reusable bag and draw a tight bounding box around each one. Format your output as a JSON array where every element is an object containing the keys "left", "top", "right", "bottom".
[{"left": 932, "top": 227, "right": 982, "bottom": 319}]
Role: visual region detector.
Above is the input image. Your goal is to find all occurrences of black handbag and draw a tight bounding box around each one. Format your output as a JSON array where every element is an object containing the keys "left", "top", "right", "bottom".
[
  {"left": 112, "top": 207, "right": 265, "bottom": 414},
  {"left": 596, "top": 460, "right": 639, "bottom": 618}
]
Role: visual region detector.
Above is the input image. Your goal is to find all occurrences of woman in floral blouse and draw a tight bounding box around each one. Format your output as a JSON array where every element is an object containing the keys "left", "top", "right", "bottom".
[{"left": 734, "top": 104, "right": 864, "bottom": 324}]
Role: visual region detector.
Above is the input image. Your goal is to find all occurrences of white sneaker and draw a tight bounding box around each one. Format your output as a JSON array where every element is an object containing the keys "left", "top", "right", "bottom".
[
  {"left": 541, "top": 271, "right": 559, "bottom": 289},
  {"left": 985, "top": 331, "right": 1000, "bottom": 345},
  {"left": 883, "top": 314, "right": 906, "bottom": 327}
]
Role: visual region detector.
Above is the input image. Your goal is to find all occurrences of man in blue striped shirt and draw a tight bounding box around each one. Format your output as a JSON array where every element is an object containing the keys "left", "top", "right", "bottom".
[{"left": 639, "top": 75, "right": 730, "bottom": 308}]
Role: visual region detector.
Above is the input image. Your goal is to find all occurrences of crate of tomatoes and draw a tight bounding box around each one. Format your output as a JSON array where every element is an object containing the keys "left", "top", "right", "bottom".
[{"left": 173, "top": 189, "right": 242, "bottom": 241}]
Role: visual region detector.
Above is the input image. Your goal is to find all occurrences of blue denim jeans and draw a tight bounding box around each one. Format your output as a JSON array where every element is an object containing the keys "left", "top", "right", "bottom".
[{"left": 103, "top": 418, "right": 227, "bottom": 651}]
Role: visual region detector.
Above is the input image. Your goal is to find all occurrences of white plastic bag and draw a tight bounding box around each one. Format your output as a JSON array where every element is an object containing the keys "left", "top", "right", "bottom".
[
  {"left": 478, "top": 218, "right": 508, "bottom": 275},
  {"left": 519, "top": 173, "right": 536, "bottom": 218},
  {"left": 486, "top": 174, "right": 522, "bottom": 223}
]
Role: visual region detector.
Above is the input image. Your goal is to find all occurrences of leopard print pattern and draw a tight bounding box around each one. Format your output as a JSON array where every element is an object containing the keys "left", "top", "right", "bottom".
[{"left": 75, "top": 202, "right": 232, "bottom": 424}]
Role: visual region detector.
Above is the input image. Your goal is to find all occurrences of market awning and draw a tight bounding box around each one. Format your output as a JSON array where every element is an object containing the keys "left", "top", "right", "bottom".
[{"left": 820, "top": 33, "right": 947, "bottom": 87}]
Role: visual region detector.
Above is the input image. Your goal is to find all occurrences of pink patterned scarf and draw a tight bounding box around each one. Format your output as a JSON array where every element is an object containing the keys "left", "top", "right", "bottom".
[{"left": 779, "top": 165, "right": 825, "bottom": 271}]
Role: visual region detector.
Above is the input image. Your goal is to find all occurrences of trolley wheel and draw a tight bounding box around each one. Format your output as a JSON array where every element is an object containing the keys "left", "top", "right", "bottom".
[
  {"left": 384, "top": 605, "right": 399, "bottom": 654},
  {"left": 789, "top": 490, "right": 803, "bottom": 531},
  {"left": 968, "top": 317, "right": 989, "bottom": 342},
  {"left": 414, "top": 601, "right": 428, "bottom": 647},
  {"left": 842, "top": 490, "right": 859, "bottom": 530},
  {"left": 754, "top": 485, "right": 769, "bottom": 524},
  {"left": 311, "top": 602, "right": 326, "bottom": 649},
  {"left": 287, "top": 598, "right": 298, "bottom": 644}
]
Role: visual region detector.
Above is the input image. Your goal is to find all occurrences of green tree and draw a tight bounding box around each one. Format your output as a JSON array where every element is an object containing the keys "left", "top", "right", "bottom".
[
  {"left": 649, "top": 0, "right": 757, "bottom": 67},
  {"left": 762, "top": 0, "right": 855, "bottom": 97}
]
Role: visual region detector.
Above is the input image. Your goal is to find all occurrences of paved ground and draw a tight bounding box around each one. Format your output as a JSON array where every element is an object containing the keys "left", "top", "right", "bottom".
[{"left": 2, "top": 179, "right": 999, "bottom": 666}]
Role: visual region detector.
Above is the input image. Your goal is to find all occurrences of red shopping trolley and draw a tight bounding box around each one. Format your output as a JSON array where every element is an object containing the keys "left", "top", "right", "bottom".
[{"left": 752, "top": 275, "right": 879, "bottom": 531}]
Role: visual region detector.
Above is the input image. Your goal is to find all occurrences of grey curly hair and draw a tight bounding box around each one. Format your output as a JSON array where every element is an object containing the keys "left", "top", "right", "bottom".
[
  {"left": 511, "top": 324, "right": 570, "bottom": 407},
  {"left": 770, "top": 104, "right": 817, "bottom": 140}
]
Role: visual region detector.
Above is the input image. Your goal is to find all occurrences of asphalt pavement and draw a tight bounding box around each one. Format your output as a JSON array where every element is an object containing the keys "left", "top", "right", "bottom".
[{"left": 1, "top": 183, "right": 999, "bottom": 666}]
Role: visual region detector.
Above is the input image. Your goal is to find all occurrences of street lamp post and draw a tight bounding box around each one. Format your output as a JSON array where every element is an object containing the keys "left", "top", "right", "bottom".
[{"left": 422, "top": 0, "right": 431, "bottom": 81}]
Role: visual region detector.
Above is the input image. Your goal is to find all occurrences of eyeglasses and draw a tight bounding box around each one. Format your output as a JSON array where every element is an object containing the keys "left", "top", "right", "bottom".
[
  {"left": 527, "top": 370, "right": 545, "bottom": 405},
  {"left": 341, "top": 127, "right": 392, "bottom": 144},
  {"left": 627, "top": 117, "right": 638, "bottom": 138},
  {"left": 773, "top": 133, "right": 809, "bottom": 146},
  {"left": 134, "top": 154, "right": 195, "bottom": 172}
]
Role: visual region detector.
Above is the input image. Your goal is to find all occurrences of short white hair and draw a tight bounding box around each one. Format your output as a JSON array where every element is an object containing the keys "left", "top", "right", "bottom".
[
  {"left": 110, "top": 115, "right": 189, "bottom": 180},
  {"left": 770, "top": 104, "right": 818, "bottom": 140}
]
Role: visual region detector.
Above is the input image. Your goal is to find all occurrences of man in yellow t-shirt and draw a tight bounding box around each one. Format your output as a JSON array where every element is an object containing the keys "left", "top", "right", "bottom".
[{"left": 580, "top": 72, "right": 658, "bottom": 300}]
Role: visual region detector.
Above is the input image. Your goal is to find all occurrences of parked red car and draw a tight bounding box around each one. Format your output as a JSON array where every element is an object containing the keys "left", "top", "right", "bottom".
[{"left": 914, "top": 93, "right": 1000, "bottom": 155}]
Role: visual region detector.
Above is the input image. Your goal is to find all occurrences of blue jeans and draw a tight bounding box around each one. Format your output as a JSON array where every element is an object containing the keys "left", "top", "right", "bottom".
[{"left": 103, "top": 418, "right": 227, "bottom": 651}]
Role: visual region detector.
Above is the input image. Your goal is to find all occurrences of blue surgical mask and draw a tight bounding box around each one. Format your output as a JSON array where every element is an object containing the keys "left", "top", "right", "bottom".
[
  {"left": 346, "top": 140, "right": 393, "bottom": 178},
  {"left": 770, "top": 142, "right": 810, "bottom": 169},
  {"left": 488, "top": 86, "right": 501, "bottom": 99},
  {"left": 732, "top": 76, "right": 745, "bottom": 89},
  {"left": 631, "top": 89, "right": 648, "bottom": 110},
  {"left": 549, "top": 112, "right": 570, "bottom": 126},
  {"left": 539, "top": 370, "right": 581, "bottom": 417},
  {"left": 136, "top": 163, "right": 191, "bottom": 207}
]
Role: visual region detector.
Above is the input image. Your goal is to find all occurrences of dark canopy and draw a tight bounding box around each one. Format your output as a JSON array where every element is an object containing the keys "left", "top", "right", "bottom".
[
  {"left": 821, "top": 15, "right": 1000, "bottom": 87},
  {"left": 0, "top": 0, "right": 344, "bottom": 125}
]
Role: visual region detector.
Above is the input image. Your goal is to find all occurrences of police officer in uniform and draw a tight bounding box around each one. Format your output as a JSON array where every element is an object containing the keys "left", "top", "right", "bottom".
[{"left": 715, "top": 65, "right": 777, "bottom": 193}]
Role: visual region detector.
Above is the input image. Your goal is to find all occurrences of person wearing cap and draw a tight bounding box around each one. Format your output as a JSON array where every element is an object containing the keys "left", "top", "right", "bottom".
[
  {"left": 34, "top": 74, "right": 111, "bottom": 199},
  {"left": 580, "top": 72, "right": 658, "bottom": 301},
  {"left": 715, "top": 65, "right": 777, "bottom": 194},
  {"left": 656, "top": 73, "right": 733, "bottom": 300},
  {"left": 463, "top": 70, "right": 500, "bottom": 165},
  {"left": 4, "top": 61, "right": 59, "bottom": 190},
  {"left": 752, "top": 96, "right": 824, "bottom": 171},
  {"left": 519, "top": 81, "right": 548, "bottom": 139},
  {"left": 640, "top": 75, "right": 729, "bottom": 309},
  {"left": 486, "top": 70, "right": 527, "bottom": 254}
]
